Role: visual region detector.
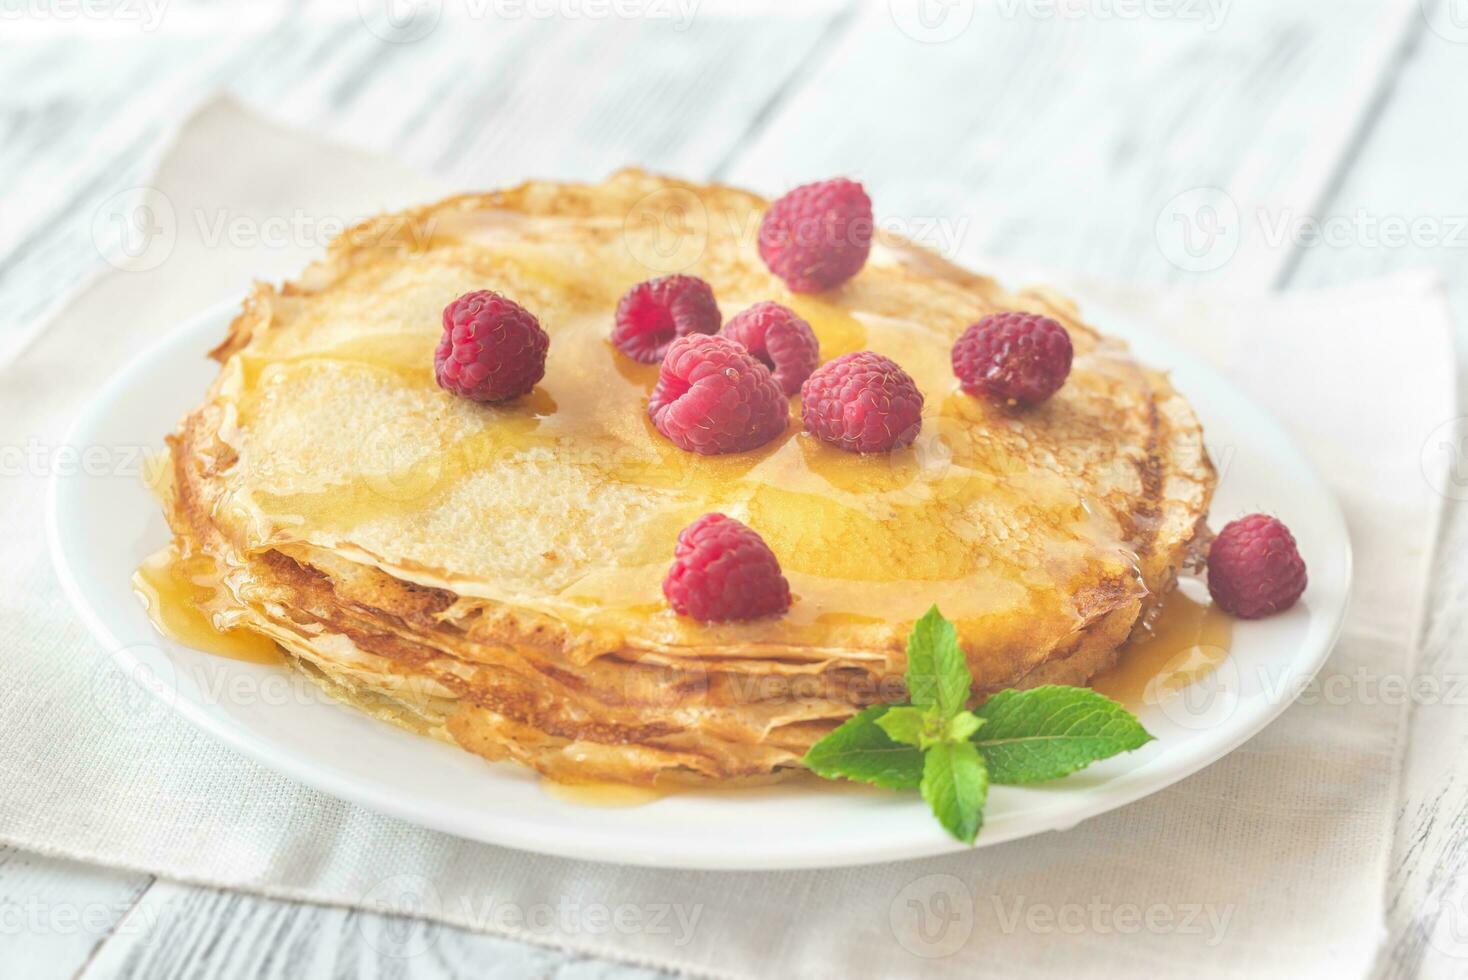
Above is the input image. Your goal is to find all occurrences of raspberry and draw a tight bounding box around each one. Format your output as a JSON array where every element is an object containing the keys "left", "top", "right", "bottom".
[
  {"left": 720, "top": 301, "right": 820, "bottom": 395},
  {"left": 648, "top": 334, "right": 788, "bottom": 455},
  {"left": 758, "top": 178, "right": 873, "bottom": 293},
  {"left": 952, "top": 311, "right": 1073, "bottom": 407},
  {"left": 435, "top": 290, "right": 548, "bottom": 402},
  {"left": 663, "top": 513, "right": 791, "bottom": 622},
  {"left": 1207, "top": 514, "right": 1308, "bottom": 619},
  {"left": 611, "top": 274, "right": 720, "bottom": 363},
  {"left": 800, "top": 351, "right": 923, "bottom": 453}
]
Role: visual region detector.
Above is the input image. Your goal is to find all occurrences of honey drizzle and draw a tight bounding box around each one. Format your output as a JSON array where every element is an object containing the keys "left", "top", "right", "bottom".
[
  {"left": 539, "top": 778, "right": 666, "bottom": 808},
  {"left": 214, "top": 256, "right": 1142, "bottom": 642},
  {"left": 133, "top": 546, "right": 283, "bottom": 664},
  {"left": 537, "top": 770, "right": 877, "bottom": 809},
  {"left": 1091, "top": 580, "right": 1233, "bottom": 708}
]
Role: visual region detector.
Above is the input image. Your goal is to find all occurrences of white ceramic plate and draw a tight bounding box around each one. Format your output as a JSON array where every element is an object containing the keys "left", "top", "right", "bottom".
[{"left": 48, "top": 299, "right": 1351, "bottom": 870}]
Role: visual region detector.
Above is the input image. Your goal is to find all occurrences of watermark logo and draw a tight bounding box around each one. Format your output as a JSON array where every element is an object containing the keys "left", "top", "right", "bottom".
[
  {"left": 358, "top": 0, "right": 443, "bottom": 43},
  {"left": 1423, "top": 0, "right": 1468, "bottom": 44},
  {"left": 357, "top": 874, "right": 443, "bottom": 957},
  {"left": 886, "top": 424, "right": 960, "bottom": 501},
  {"left": 361, "top": 419, "right": 448, "bottom": 504},
  {"left": 1421, "top": 416, "right": 1468, "bottom": 501},
  {"left": 890, "top": 873, "right": 975, "bottom": 958},
  {"left": 889, "top": 0, "right": 975, "bottom": 43},
  {"left": 1152, "top": 646, "right": 1239, "bottom": 731},
  {"left": 90, "top": 644, "right": 177, "bottom": 730},
  {"left": 93, "top": 186, "right": 177, "bottom": 272},
  {"left": 1424, "top": 875, "right": 1468, "bottom": 958},
  {"left": 1155, "top": 187, "right": 1240, "bottom": 273},
  {"left": 623, "top": 185, "right": 711, "bottom": 274}
]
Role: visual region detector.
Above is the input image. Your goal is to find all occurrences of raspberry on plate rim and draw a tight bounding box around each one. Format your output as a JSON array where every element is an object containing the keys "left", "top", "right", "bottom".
[{"left": 1206, "top": 514, "right": 1308, "bottom": 619}]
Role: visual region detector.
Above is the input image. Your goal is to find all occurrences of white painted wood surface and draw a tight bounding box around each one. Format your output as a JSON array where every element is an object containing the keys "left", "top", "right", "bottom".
[{"left": 2, "top": 1, "right": 1464, "bottom": 976}]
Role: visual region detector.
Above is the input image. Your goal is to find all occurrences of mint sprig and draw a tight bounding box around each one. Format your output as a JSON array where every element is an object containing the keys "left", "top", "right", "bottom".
[{"left": 802, "top": 605, "right": 1153, "bottom": 844}]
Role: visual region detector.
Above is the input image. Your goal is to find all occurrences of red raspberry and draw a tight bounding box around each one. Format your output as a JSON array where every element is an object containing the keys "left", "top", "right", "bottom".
[
  {"left": 435, "top": 290, "right": 548, "bottom": 402},
  {"left": 720, "top": 301, "right": 820, "bottom": 395},
  {"left": 952, "top": 311, "right": 1073, "bottom": 407},
  {"left": 758, "top": 178, "right": 873, "bottom": 293},
  {"left": 612, "top": 274, "right": 720, "bottom": 363},
  {"left": 663, "top": 513, "right": 791, "bottom": 622},
  {"left": 1207, "top": 515, "right": 1308, "bottom": 619},
  {"left": 800, "top": 351, "right": 923, "bottom": 453},
  {"left": 648, "top": 334, "right": 788, "bottom": 455}
]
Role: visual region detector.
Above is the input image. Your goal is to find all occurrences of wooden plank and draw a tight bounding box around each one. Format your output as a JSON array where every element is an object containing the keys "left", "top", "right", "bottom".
[
  {"left": 722, "top": 0, "right": 1419, "bottom": 289},
  {"left": 0, "top": 3, "right": 849, "bottom": 364},
  {"left": 1279, "top": 18, "right": 1468, "bottom": 979},
  {"left": 0, "top": 33, "right": 248, "bottom": 364},
  {"left": 76, "top": 880, "right": 669, "bottom": 980},
  {"left": 225, "top": 5, "right": 850, "bottom": 183},
  {"left": 0, "top": 846, "right": 152, "bottom": 980}
]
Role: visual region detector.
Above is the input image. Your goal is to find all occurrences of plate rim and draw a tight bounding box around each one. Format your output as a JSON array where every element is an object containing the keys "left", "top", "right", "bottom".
[{"left": 47, "top": 297, "right": 1354, "bottom": 870}]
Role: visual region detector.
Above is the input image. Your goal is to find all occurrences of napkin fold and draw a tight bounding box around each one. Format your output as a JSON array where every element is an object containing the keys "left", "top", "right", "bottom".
[{"left": 0, "top": 97, "right": 1453, "bottom": 978}]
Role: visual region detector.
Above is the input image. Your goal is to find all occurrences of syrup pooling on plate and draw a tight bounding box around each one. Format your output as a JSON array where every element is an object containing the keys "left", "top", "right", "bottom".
[
  {"left": 1092, "top": 579, "right": 1233, "bottom": 708},
  {"left": 539, "top": 778, "right": 666, "bottom": 808},
  {"left": 204, "top": 229, "right": 1145, "bottom": 649},
  {"left": 135, "top": 449, "right": 284, "bottom": 663},
  {"left": 133, "top": 546, "right": 283, "bottom": 664}
]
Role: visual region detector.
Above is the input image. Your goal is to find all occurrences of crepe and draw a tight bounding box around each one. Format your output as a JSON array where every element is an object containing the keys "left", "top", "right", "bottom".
[{"left": 154, "top": 170, "right": 1214, "bottom": 785}]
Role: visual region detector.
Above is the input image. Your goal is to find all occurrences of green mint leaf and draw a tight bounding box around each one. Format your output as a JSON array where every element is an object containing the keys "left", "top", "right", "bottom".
[
  {"left": 973, "top": 686, "right": 1155, "bottom": 784},
  {"left": 803, "top": 707, "right": 924, "bottom": 790},
  {"left": 875, "top": 706, "right": 928, "bottom": 748},
  {"left": 905, "top": 606, "right": 972, "bottom": 719},
  {"left": 921, "top": 740, "right": 989, "bottom": 844},
  {"left": 945, "top": 711, "right": 983, "bottom": 743},
  {"left": 878, "top": 705, "right": 985, "bottom": 750}
]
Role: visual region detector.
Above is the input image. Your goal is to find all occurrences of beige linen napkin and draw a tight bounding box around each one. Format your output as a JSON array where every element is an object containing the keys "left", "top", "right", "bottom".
[{"left": 0, "top": 98, "right": 1453, "bottom": 978}]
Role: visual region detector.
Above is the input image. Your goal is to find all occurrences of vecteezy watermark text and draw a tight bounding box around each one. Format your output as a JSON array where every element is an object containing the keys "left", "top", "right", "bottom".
[
  {"left": 1156, "top": 186, "right": 1468, "bottom": 273},
  {"left": 357, "top": 0, "right": 698, "bottom": 43},
  {"left": 92, "top": 187, "right": 440, "bottom": 272},
  {"left": 353, "top": 874, "right": 703, "bottom": 957},
  {"left": 890, "top": 0, "right": 1228, "bottom": 43},
  {"left": 996, "top": 0, "right": 1228, "bottom": 30},
  {"left": 0, "top": 0, "right": 170, "bottom": 31},
  {"left": 887, "top": 874, "right": 1235, "bottom": 958},
  {"left": 992, "top": 895, "right": 1235, "bottom": 945}
]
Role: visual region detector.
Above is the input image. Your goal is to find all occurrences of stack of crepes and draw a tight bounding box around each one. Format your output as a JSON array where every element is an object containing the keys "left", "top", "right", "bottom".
[{"left": 154, "top": 170, "right": 1214, "bottom": 786}]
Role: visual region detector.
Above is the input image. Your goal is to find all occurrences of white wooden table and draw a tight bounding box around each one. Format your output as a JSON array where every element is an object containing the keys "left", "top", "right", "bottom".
[{"left": 5, "top": 1, "right": 1467, "bottom": 975}]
